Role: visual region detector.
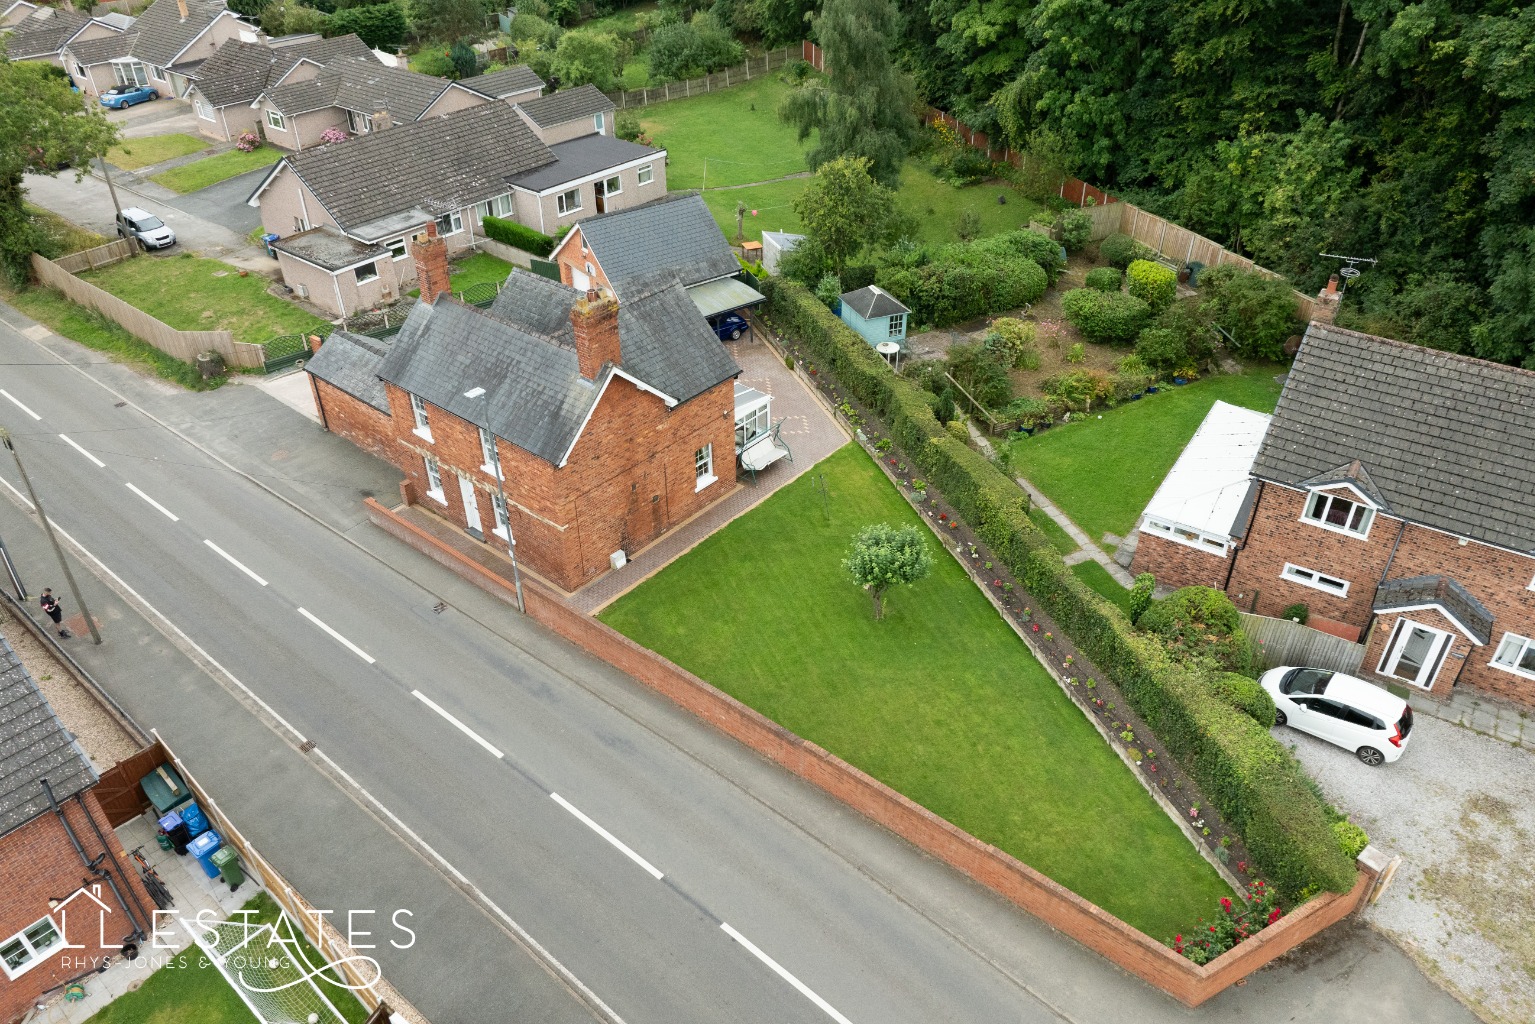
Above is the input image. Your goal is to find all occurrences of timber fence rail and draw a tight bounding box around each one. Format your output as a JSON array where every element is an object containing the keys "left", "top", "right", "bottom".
[
  {"left": 1240, "top": 612, "right": 1367, "bottom": 674},
  {"left": 30, "top": 253, "right": 266, "bottom": 369},
  {"left": 605, "top": 47, "right": 797, "bottom": 109},
  {"left": 52, "top": 238, "right": 135, "bottom": 273}
]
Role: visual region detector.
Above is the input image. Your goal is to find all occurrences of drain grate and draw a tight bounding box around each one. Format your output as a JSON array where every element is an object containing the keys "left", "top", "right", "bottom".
[
  {"left": 298, "top": 739, "right": 316, "bottom": 753},
  {"left": 433, "top": 601, "right": 447, "bottom": 615}
]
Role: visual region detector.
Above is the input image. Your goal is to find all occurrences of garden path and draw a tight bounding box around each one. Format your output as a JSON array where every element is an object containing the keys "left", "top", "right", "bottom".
[{"left": 1014, "top": 475, "right": 1137, "bottom": 586}]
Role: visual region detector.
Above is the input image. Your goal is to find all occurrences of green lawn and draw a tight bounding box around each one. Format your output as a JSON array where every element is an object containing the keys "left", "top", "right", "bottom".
[
  {"left": 1071, "top": 559, "right": 1133, "bottom": 616},
  {"left": 700, "top": 178, "right": 807, "bottom": 244},
  {"left": 26, "top": 203, "right": 106, "bottom": 255},
  {"left": 640, "top": 75, "right": 817, "bottom": 189},
  {"left": 1006, "top": 370, "right": 1284, "bottom": 544},
  {"left": 151, "top": 147, "right": 283, "bottom": 194},
  {"left": 602, "top": 444, "right": 1231, "bottom": 937},
  {"left": 1028, "top": 506, "right": 1079, "bottom": 555},
  {"left": 896, "top": 163, "right": 1044, "bottom": 243},
  {"left": 85, "top": 893, "right": 368, "bottom": 1024},
  {"left": 410, "top": 252, "right": 515, "bottom": 299},
  {"left": 82, "top": 255, "right": 328, "bottom": 345},
  {"left": 107, "top": 133, "right": 211, "bottom": 171}
]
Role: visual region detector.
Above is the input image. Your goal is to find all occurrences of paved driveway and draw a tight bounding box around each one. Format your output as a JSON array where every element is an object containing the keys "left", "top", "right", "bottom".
[
  {"left": 168, "top": 164, "right": 274, "bottom": 236},
  {"left": 1285, "top": 712, "right": 1535, "bottom": 1024}
]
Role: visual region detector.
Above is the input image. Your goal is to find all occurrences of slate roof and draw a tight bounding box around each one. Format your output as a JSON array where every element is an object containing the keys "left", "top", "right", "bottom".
[
  {"left": 371, "top": 271, "right": 738, "bottom": 465},
  {"left": 1252, "top": 322, "right": 1535, "bottom": 554},
  {"left": 508, "top": 133, "right": 659, "bottom": 192},
  {"left": 65, "top": 29, "right": 136, "bottom": 64},
  {"left": 1373, "top": 574, "right": 1493, "bottom": 645},
  {"left": 460, "top": 65, "right": 543, "bottom": 99},
  {"left": 515, "top": 82, "right": 612, "bottom": 127},
  {"left": 272, "top": 224, "right": 389, "bottom": 272},
  {"left": 192, "top": 33, "right": 373, "bottom": 107},
  {"left": 7, "top": 8, "right": 92, "bottom": 59},
  {"left": 263, "top": 56, "right": 450, "bottom": 120},
  {"left": 274, "top": 102, "right": 554, "bottom": 239},
  {"left": 572, "top": 193, "right": 736, "bottom": 297},
  {"left": 0, "top": 634, "right": 95, "bottom": 839},
  {"left": 129, "top": 0, "right": 230, "bottom": 69},
  {"left": 307, "top": 329, "right": 393, "bottom": 413},
  {"left": 840, "top": 284, "right": 909, "bottom": 319}
]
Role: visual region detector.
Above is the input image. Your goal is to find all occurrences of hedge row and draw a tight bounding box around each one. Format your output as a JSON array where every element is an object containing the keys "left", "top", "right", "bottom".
[
  {"left": 482, "top": 216, "right": 557, "bottom": 257},
  {"left": 764, "top": 277, "right": 1358, "bottom": 900}
]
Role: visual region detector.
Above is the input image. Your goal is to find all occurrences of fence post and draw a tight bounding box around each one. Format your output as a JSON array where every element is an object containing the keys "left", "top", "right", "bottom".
[{"left": 665, "top": 83, "right": 670, "bottom": 101}]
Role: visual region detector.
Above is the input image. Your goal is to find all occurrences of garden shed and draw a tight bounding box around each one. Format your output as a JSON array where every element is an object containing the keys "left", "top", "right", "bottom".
[
  {"left": 838, "top": 285, "right": 909, "bottom": 350},
  {"left": 761, "top": 230, "right": 804, "bottom": 275}
]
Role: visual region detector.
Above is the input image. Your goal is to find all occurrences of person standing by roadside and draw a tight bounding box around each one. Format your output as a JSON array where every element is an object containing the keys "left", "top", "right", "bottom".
[{"left": 40, "top": 587, "right": 70, "bottom": 638}]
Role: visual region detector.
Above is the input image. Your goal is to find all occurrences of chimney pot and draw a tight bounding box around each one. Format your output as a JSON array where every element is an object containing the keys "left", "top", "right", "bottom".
[
  {"left": 1325, "top": 273, "right": 1340, "bottom": 295},
  {"left": 176, "top": 0, "right": 188, "bottom": 19}
]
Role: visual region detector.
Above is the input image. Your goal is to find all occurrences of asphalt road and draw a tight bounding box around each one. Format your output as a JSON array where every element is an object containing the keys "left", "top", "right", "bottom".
[
  {"left": 0, "top": 305, "right": 1481, "bottom": 1024},
  {"left": 168, "top": 165, "right": 270, "bottom": 236}
]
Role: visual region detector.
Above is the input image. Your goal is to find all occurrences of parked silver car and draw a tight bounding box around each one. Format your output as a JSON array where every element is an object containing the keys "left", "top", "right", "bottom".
[{"left": 115, "top": 207, "right": 176, "bottom": 250}]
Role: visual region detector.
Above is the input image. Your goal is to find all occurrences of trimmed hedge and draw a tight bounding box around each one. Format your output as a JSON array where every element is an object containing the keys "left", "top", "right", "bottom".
[
  {"left": 1127, "top": 258, "right": 1177, "bottom": 311},
  {"left": 482, "top": 216, "right": 557, "bottom": 257},
  {"left": 1060, "top": 287, "right": 1153, "bottom": 344},
  {"left": 764, "top": 275, "right": 1358, "bottom": 901},
  {"left": 1210, "top": 672, "right": 1278, "bottom": 728},
  {"left": 1100, "top": 231, "right": 1155, "bottom": 270}
]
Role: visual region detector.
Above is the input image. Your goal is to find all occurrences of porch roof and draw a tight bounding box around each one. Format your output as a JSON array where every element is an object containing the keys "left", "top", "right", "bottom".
[
  {"left": 1373, "top": 575, "right": 1492, "bottom": 645},
  {"left": 1140, "top": 400, "right": 1272, "bottom": 539},
  {"left": 688, "top": 277, "right": 765, "bottom": 319}
]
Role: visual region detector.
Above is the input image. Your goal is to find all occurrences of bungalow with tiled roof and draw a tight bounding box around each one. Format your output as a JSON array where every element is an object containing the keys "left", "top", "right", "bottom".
[
  {"left": 512, "top": 82, "right": 616, "bottom": 144},
  {"left": 459, "top": 64, "right": 544, "bottom": 105},
  {"left": 7, "top": 6, "right": 123, "bottom": 69},
  {"left": 179, "top": 33, "right": 374, "bottom": 141},
  {"left": 59, "top": 0, "right": 253, "bottom": 98}
]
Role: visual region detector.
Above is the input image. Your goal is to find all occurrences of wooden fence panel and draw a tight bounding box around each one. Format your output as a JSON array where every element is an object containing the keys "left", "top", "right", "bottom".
[
  {"left": 54, "top": 239, "right": 135, "bottom": 274},
  {"left": 1240, "top": 613, "right": 1366, "bottom": 673},
  {"left": 92, "top": 744, "right": 167, "bottom": 828}
]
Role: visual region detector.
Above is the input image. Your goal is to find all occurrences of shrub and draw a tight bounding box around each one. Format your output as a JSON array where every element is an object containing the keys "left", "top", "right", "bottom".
[
  {"left": 482, "top": 216, "right": 557, "bottom": 257},
  {"left": 318, "top": 126, "right": 348, "bottom": 145},
  {"left": 1065, "top": 342, "right": 1085, "bottom": 364},
  {"left": 777, "top": 235, "right": 832, "bottom": 286},
  {"left": 1168, "top": 879, "right": 1283, "bottom": 964},
  {"left": 1280, "top": 602, "right": 1310, "bottom": 625},
  {"left": 1085, "top": 267, "right": 1121, "bottom": 292},
  {"left": 1134, "top": 326, "right": 1187, "bottom": 374},
  {"left": 1139, "top": 586, "right": 1254, "bottom": 674},
  {"left": 945, "top": 419, "right": 970, "bottom": 443},
  {"left": 507, "top": 8, "right": 562, "bottom": 48},
  {"left": 411, "top": 47, "right": 456, "bottom": 78},
  {"left": 1060, "top": 287, "right": 1152, "bottom": 344},
  {"left": 235, "top": 131, "right": 261, "bottom": 153},
  {"left": 324, "top": 1, "right": 404, "bottom": 50},
  {"left": 956, "top": 207, "right": 982, "bottom": 242},
  {"left": 1199, "top": 265, "right": 1302, "bottom": 361},
  {"left": 945, "top": 342, "right": 1013, "bottom": 410},
  {"left": 551, "top": 29, "right": 620, "bottom": 91},
  {"left": 1126, "top": 258, "right": 1177, "bottom": 312},
  {"left": 1114, "top": 354, "right": 1154, "bottom": 397},
  {"left": 1000, "top": 395, "right": 1051, "bottom": 429},
  {"left": 933, "top": 391, "right": 958, "bottom": 424},
  {"left": 647, "top": 17, "right": 745, "bottom": 81},
  {"left": 998, "top": 229, "right": 1066, "bottom": 282},
  {"left": 1332, "top": 820, "right": 1369, "bottom": 859},
  {"left": 1054, "top": 207, "right": 1092, "bottom": 251},
  {"left": 984, "top": 317, "right": 1036, "bottom": 368},
  {"left": 1210, "top": 672, "right": 1277, "bottom": 728},
  {"left": 1129, "top": 572, "right": 1155, "bottom": 624},
  {"left": 1042, "top": 368, "right": 1114, "bottom": 411},
  {"left": 815, "top": 272, "right": 843, "bottom": 308},
  {"left": 1099, "top": 232, "right": 1154, "bottom": 270}
]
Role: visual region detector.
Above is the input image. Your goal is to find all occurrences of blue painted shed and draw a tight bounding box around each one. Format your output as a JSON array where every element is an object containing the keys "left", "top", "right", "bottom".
[{"left": 838, "top": 285, "right": 910, "bottom": 350}]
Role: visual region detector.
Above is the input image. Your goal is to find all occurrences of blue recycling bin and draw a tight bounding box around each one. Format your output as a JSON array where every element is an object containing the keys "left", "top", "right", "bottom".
[
  {"left": 187, "top": 830, "right": 223, "bottom": 879},
  {"left": 179, "top": 801, "right": 209, "bottom": 837},
  {"left": 262, "top": 233, "right": 280, "bottom": 258}
]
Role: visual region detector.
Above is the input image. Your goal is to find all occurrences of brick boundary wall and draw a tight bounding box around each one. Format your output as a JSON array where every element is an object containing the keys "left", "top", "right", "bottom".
[{"left": 363, "top": 498, "right": 1377, "bottom": 1006}]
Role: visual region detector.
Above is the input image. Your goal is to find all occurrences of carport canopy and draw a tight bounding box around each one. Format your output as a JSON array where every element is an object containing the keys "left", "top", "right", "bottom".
[{"left": 687, "top": 277, "right": 766, "bottom": 320}]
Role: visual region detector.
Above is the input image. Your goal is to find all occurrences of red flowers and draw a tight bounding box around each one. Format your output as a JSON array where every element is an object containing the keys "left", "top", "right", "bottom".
[
  {"left": 1031, "top": 623, "right": 1040, "bottom": 632},
  {"left": 1219, "top": 897, "right": 1233, "bottom": 914},
  {"left": 939, "top": 513, "right": 948, "bottom": 520},
  {"left": 1267, "top": 907, "right": 1283, "bottom": 925}
]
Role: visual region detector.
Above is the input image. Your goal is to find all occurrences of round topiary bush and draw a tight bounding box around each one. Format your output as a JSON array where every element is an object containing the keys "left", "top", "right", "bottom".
[
  {"left": 1210, "top": 672, "right": 1277, "bottom": 728},
  {"left": 1127, "top": 258, "right": 1177, "bottom": 312},
  {"left": 1280, "top": 602, "right": 1310, "bottom": 625},
  {"left": 1060, "top": 287, "right": 1153, "bottom": 344},
  {"left": 1085, "top": 267, "right": 1122, "bottom": 292},
  {"left": 1099, "top": 232, "right": 1153, "bottom": 270}
]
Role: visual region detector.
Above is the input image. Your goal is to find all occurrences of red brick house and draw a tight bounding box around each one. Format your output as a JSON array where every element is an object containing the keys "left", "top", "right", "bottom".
[
  {"left": 0, "top": 635, "right": 152, "bottom": 1024},
  {"left": 1132, "top": 323, "right": 1535, "bottom": 708},
  {"left": 304, "top": 227, "right": 742, "bottom": 591}
]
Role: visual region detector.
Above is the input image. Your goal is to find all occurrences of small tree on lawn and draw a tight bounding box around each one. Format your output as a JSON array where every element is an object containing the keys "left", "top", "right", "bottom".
[
  {"left": 793, "top": 155, "right": 898, "bottom": 275},
  {"left": 844, "top": 523, "right": 933, "bottom": 619}
]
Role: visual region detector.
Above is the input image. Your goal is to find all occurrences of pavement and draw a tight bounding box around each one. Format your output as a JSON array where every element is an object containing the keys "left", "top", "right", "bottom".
[{"left": 0, "top": 299, "right": 1483, "bottom": 1024}]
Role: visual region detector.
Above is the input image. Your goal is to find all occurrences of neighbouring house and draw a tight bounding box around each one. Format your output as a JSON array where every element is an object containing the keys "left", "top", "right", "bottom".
[
  {"left": 512, "top": 83, "right": 615, "bottom": 145},
  {"left": 760, "top": 230, "right": 803, "bottom": 275},
  {"left": 248, "top": 56, "right": 489, "bottom": 151},
  {"left": 550, "top": 193, "right": 763, "bottom": 328},
  {"left": 1131, "top": 322, "right": 1535, "bottom": 709},
  {"left": 0, "top": 635, "right": 153, "bottom": 1024},
  {"left": 7, "top": 7, "right": 123, "bottom": 69},
  {"left": 247, "top": 101, "right": 665, "bottom": 316},
  {"left": 838, "top": 285, "right": 910, "bottom": 350},
  {"left": 182, "top": 33, "right": 374, "bottom": 142},
  {"left": 59, "top": 0, "right": 254, "bottom": 101},
  {"left": 459, "top": 65, "right": 543, "bottom": 106},
  {"left": 304, "top": 231, "right": 742, "bottom": 591},
  {"left": 0, "top": 1, "right": 39, "bottom": 29}
]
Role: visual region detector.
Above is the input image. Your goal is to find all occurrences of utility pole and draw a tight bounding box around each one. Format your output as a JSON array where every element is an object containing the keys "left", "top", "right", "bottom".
[
  {"left": 0, "top": 429, "right": 102, "bottom": 644},
  {"left": 82, "top": 89, "right": 124, "bottom": 225}
]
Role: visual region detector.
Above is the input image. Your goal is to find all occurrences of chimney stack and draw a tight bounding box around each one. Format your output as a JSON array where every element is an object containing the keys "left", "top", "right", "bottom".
[
  {"left": 1313, "top": 273, "right": 1342, "bottom": 325},
  {"left": 411, "top": 221, "right": 452, "bottom": 305},
  {"left": 372, "top": 105, "right": 392, "bottom": 131},
  {"left": 571, "top": 288, "right": 621, "bottom": 381},
  {"left": 176, "top": 0, "right": 188, "bottom": 20}
]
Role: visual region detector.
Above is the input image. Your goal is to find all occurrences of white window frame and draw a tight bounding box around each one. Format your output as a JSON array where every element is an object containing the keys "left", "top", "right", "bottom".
[
  {"left": 636, "top": 162, "right": 653, "bottom": 186},
  {"left": 266, "top": 109, "right": 287, "bottom": 131},
  {"left": 478, "top": 193, "right": 513, "bottom": 220},
  {"left": 600, "top": 174, "right": 622, "bottom": 197},
  {"left": 423, "top": 455, "right": 445, "bottom": 504},
  {"left": 436, "top": 211, "right": 463, "bottom": 236},
  {"left": 194, "top": 98, "right": 213, "bottom": 120},
  {"left": 479, "top": 426, "right": 501, "bottom": 478},
  {"left": 556, "top": 188, "right": 582, "bottom": 217},
  {"left": 1139, "top": 517, "right": 1229, "bottom": 556},
  {"left": 1378, "top": 618, "right": 1452, "bottom": 689},
  {"left": 113, "top": 59, "right": 148, "bottom": 87},
  {"left": 735, "top": 404, "right": 769, "bottom": 449},
  {"left": 887, "top": 313, "right": 905, "bottom": 338},
  {"left": 148, "top": 64, "right": 167, "bottom": 83},
  {"left": 75, "top": 62, "right": 88, "bottom": 78},
  {"left": 594, "top": 111, "right": 605, "bottom": 135},
  {"left": 1281, "top": 562, "right": 1350, "bottom": 597},
  {"left": 1491, "top": 632, "right": 1535, "bottom": 680},
  {"left": 354, "top": 261, "right": 379, "bottom": 284},
  {"left": 1, "top": 916, "right": 63, "bottom": 981},
  {"left": 694, "top": 443, "right": 716, "bottom": 491},
  {"left": 410, "top": 394, "right": 432, "bottom": 441},
  {"left": 348, "top": 109, "right": 372, "bottom": 134},
  {"left": 386, "top": 237, "right": 408, "bottom": 261},
  {"left": 1301, "top": 489, "right": 1375, "bottom": 539},
  {"left": 491, "top": 491, "right": 510, "bottom": 541}
]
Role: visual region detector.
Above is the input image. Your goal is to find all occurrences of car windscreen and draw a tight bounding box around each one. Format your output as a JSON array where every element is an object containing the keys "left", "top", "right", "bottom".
[
  {"left": 134, "top": 215, "right": 166, "bottom": 230},
  {"left": 1281, "top": 668, "right": 1333, "bottom": 695}
]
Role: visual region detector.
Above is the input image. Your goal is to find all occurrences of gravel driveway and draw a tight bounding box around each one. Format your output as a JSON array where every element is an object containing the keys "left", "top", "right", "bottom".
[{"left": 1286, "top": 712, "right": 1535, "bottom": 1024}]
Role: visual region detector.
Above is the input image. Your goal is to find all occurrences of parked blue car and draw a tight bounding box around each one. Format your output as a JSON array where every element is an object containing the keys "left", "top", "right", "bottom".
[
  {"left": 100, "top": 85, "right": 158, "bottom": 109},
  {"left": 708, "top": 312, "right": 750, "bottom": 341}
]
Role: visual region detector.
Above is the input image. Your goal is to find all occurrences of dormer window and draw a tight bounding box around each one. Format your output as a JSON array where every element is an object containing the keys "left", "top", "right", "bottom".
[{"left": 1302, "top": 490, "right": 1373, "bottom": 538}]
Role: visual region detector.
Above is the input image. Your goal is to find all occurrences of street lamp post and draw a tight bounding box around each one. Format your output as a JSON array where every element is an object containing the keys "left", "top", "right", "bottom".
[
  {"left": 464, "top": 388, "right": 525, "bottom": 613},
  {"left": 0, "top": 428, "right": 102, "bottom": 644}
]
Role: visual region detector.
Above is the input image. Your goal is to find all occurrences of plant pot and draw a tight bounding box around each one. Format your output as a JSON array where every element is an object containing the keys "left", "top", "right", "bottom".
[
  {"left": 1130, "top": 392, "right": 1143, "bottom": 400},
  {"left": 1173, "top": 376, "right": 1188, "bottom": 385},
  {"left": 1146, "top": 385, "right": 1159, "bottom": 394}
]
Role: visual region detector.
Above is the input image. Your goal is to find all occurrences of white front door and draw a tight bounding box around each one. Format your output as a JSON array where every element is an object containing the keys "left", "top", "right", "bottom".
[
  {"left": 1378, "top": 619, "right": 1452, "bottom": 688},
  {"left": 458, "top": 474, "right": 482, "bottom": 536}
]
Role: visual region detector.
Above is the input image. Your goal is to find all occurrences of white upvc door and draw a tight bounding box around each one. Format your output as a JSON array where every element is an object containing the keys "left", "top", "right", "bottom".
[
  {"left": 458, "top": 474, "right": 482, "bottom": 535},
  {"left": 1378, "top": 619, "right": 1452, "bottom": 688}
]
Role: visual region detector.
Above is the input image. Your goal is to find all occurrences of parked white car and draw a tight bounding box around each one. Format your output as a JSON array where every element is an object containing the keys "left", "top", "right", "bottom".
[{"left": 1259, "top": 667, "right": 1414, "bottom": 766}]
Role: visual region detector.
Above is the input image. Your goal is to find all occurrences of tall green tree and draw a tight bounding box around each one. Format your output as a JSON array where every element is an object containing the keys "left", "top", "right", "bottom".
[
  {"left": 550, "top": 29, "right": 620, "bottom": 90},
  {"left": 778, "top": 0, "right": 917, "bottom": 185},
  {"left": 0, "top": 51, "right": 118, "bottom": 286},
  {"left": 792, "top": 156, "right": 899, "bottom": 273}
]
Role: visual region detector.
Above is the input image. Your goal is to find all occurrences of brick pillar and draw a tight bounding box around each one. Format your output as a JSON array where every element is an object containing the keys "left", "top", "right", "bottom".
[
  {"left": 570, "top": 287, "right": 621, "bottom": 380},
  {"left": 412, "top": 221, "right": 452, "bottom": 305}
]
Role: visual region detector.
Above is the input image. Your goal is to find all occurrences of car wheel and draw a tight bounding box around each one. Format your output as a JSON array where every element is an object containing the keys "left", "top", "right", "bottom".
[
  {"left": 730, "top": 327, "right": 742, "bottom": 340},
  {"left": 1274, "top": 710, "right": 1286, "bottom": 727},
  {"left": 1356, "top": 746, "right": 1385, "bottom": 767}
]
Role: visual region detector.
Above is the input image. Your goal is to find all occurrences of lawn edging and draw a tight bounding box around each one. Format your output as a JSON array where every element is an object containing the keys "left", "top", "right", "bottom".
[{"left": 362, "top": 496, "right": 1377, "bottom": 1007}]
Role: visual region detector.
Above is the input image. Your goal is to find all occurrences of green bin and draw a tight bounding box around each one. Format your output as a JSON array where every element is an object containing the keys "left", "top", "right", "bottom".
[{"left": 209, "top": 846, "right": 244, "bottom": 891}]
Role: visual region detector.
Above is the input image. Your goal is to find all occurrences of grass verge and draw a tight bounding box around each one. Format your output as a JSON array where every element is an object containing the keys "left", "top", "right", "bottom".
[
  {"left": 151, "top": 147, "right": 282, "bottom": 194},
  {"left": 107, "top": 133, "right": 210, "bottom": 171},
  {"left": 1071, "top": 559, "right": 1133, "bottom": 616},
  {"left": 601, "top": 443, "right": 1231, "bottom": 937},
  {"left": 27, "top": 203, "right": 106, "bottom": 255}
]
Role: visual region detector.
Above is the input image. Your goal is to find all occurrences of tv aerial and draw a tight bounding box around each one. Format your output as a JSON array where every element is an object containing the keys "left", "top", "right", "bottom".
[{"left": 1318, "top": 253, "right": 1377, "bottom": 297}]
